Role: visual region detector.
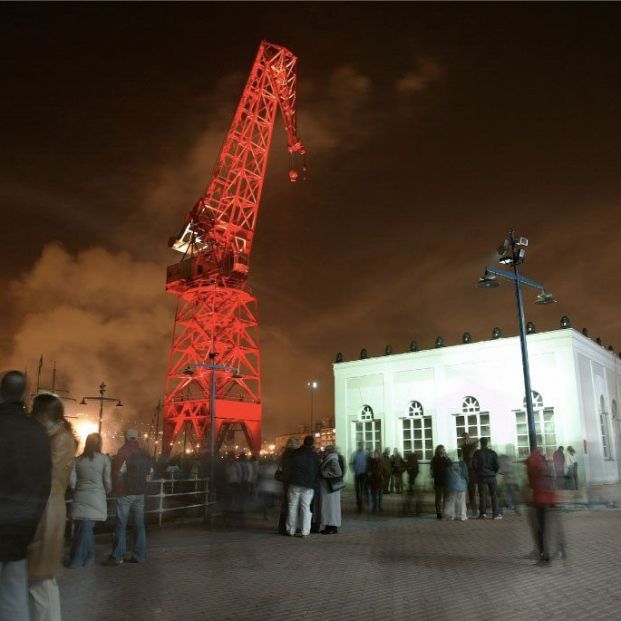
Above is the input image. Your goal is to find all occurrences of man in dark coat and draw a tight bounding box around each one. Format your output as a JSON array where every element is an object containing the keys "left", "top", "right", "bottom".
[
  {"left": 472, "top": 437, "right": 501, "bottom": 519},
  {"left": 0, "top": 370, "right": 51, "bottom": 621},
  {"left": 283, "top": 435, "right": 320, "bottom": 537}
]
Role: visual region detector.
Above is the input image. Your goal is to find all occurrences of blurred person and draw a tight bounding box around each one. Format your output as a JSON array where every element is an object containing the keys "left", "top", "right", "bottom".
[
  {"left": 565, "top": 446, "right": 578, "bottom": 490},
  {"left": 276, "top": 437, "right": 300, "bottom": 535},
  {"left": 553, "top": 446, "right": 565, "bottom": 489},
  {"left": 257, "top": 457, "right": 279, "bottom": 519},
  {"left": 472, "top": 437, "right": 501, "bottom": 519},
  {"left": 68, "top": 433, "right": 111, "bottom": 568},
  {"left": 405, "top": 451, "right": 419, "bottom": 493},
  {"left": 284, "top": 436, "right": 320, "bottom": 537},
  {"left": 430, "top": 445, "right": 451, "bottom": 520},
  {"left": 390, "top": 448, "right": 405, "bottom": 494},
  {"left": 527, "top": 449, "right": 566, "bottom": 564},
  {"left": 367, "top": 450, "right": 385, "bottom": 513},
  {"left": 106, "top": 429, "right": 153, "bottom": 566},
  {"left": 460, "top": 432, "right": 478, "bottom": 515},
  {"left": 381, "top": 448, "right": 392, "bottom": 494},
  {"left": 27, "top": 393, "right": 77, "bottom": 621},
  {"left": 498, "top": 453, "right": 520, "bottom": 513},
  {"left": 445, "top": 449, "right": 468, "bottom": 521},
  {"left": 0, "top": 371, "right": 51, "bottom": 621},
  {"left": 319, "top": 445, "right": 343, "bottom": 534},
  {"left": 350, "top": 442, "right": 369, "bottom": 514}
]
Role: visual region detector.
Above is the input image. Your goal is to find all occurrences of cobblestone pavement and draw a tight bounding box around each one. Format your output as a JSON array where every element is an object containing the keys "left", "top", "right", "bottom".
[{"left": 58, "top": 506, "right": 621, "bottom": 621}]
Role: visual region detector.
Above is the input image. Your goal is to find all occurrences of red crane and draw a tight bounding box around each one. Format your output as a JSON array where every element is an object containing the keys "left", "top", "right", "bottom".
[{"left": 163, "top": 41, "right": 305, "bottom": 455}]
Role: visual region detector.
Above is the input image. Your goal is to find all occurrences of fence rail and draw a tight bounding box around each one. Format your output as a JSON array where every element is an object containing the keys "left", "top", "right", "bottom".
[{"left": 67, "top": 476, "right": 213, "bottom": 528}]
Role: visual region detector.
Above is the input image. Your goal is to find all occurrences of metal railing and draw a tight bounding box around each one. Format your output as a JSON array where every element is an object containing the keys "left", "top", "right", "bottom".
[{"left": 67, "top": 476, "right": 213, "bottom": 528}]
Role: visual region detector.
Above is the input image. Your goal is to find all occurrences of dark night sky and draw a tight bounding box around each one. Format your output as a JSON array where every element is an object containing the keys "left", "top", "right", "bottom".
[{"left": 1, "top": 2, "right": 620, "bottom": 438}]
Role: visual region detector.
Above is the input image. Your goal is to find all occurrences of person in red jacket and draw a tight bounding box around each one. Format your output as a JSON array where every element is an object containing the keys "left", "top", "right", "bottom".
[
  {"left": 106, "top": 430, "right": 153, "bottom": 566},
  {"left": 526, "top": 449, "right": 565, "bottom": 563}
]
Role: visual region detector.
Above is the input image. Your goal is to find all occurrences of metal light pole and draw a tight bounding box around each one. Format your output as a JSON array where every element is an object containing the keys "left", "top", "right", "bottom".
[
  {"left": 80, "top": 382, "right": 123, "bottom": 436},
  {"left": 185, "top": 354, "right": 239, "bottom": 492},
  {"left": 307, "top": 380, "right": 318, "bottom": 432},
  {"left": 478, "top": 231, "right": 556, "bottom": 453}
]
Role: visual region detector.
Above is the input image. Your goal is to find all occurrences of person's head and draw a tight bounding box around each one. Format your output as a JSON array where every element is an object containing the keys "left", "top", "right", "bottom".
[
  {"left": 393, "top": 448, "right": 400, "bottom": 455},
  {"left": 31, "top": 392, "right": 64, "bottom": 426},
  {"left": 325, "top": 444, "right": 336, "bottom": 454},
  {"left": 357, "top": 441, "right": 364, "bottom": 451},
  {"left": 462, "top": 432, "right": 470, "bottom": 441},
  {"left": 0, "top": 370, "right": 27, "bottom": 404},
  {"left": 480, "top": 437, "right": 489, "bottom": 449},
  {"left": 434, "top": 445, "right": 446, "bottom": 458},
  {"left": 125, "top": 428, "right": 139, "bottom": 443},
  {"left": 82, "top": 433, "right": 103, "bottom": 460},
  {"left": 383, "top": 447, "right": 390, "bottom": 455},
  {"left": 285, "top": 437, "right": 300, "bottom": 450},
  {"left": 457, "top": 448, "right": 463, "bottom": 460},
  {"left": 567, "top": 446, "right": 575, "bottom": 454},
  {"left": 558, "top": 446, "right": 564, "bottom": 452},
  {"left": 303, "top": 435, "right": 314, "bottom": 448}
]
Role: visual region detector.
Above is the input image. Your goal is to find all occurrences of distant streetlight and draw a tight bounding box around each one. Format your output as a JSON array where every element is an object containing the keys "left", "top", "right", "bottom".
[
  {"left": 80, "top": 382, "right": 123, "bottom": 435},
  {"left": 307, "top": 380, "right": 318, "bottom": 431},
  {"left": 478, "top": 231, "right": 556, "bottom": 452}
]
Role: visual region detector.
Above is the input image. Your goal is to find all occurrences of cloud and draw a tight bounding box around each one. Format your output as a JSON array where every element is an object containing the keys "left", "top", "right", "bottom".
[
  {"left": 6, "top": 243, "right": 172, "bottom": 445},
  {"left": 396, "top": 55, "right": 444, "bottom": 93}
]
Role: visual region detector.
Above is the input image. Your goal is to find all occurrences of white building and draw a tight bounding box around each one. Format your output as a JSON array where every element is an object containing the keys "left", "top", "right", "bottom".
[{"left": 334, "top": 326, "right": 621, "bottom": 486}]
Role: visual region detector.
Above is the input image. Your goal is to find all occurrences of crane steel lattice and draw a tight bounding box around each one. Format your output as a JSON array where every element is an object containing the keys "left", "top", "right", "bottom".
[{"left": 163, "top": 41, "right": 305, "bottom": 454}]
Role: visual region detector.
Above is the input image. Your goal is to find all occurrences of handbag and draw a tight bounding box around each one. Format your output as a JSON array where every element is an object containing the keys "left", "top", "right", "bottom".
[{"left": 327, "top": 477, "right": 346, "bottom": 493}]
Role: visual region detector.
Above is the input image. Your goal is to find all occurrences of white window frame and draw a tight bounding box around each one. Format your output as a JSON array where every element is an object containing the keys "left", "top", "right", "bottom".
[
  {"left": 455, "top": 396, "right": 490, "bottom": 446},
  {"left": 599, "top": 395, "right": 612, "bottom": 460},
  {"left": 514, "top": 391, "right": 556, "bottom": 460},
  {"left": 402, "top": 400, "right": 433, "bottom": 461},
  {"left": 353, "top": 404, "right": 381, "bottom": 452}
]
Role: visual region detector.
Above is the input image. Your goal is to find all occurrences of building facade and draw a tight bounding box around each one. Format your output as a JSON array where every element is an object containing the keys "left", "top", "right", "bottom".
[{"left": 334, "top": 328, "right": 621, "bottom": 486}]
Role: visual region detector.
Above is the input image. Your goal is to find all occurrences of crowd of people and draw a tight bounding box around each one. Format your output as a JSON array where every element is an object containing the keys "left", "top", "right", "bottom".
[
  {"left": 0, "top": 370, "right": 154, "bottom": 621},
  {"left": 0, "top": 367, "right": 577, "bottom": 621}
]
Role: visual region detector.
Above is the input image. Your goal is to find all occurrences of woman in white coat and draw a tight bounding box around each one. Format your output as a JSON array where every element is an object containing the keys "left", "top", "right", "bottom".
[
  {"left": 319, "top": 446, "right": 343, "bottom": 534},
  {"left": 69, "top": 433, "right": 111, "bottom": 567}
]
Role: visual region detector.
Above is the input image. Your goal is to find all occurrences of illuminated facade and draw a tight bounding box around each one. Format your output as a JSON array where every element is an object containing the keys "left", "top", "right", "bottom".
[{"left": 334, "top": 327, "right": 621, "bottom": 486}]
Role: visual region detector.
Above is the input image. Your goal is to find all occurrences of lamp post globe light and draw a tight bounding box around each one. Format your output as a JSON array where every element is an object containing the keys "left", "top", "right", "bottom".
[
  {"left": 80, "top": 382, "right": 123, "bottom": 436},
  {"left": 307, "top": 380, "right": 318, "bottom": 432},
  {"left": 478, "top": 231, "right": 556, "bottom": 453}
]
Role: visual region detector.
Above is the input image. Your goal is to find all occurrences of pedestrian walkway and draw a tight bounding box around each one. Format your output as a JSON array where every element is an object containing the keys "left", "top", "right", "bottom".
[{"left": 59, "top": 508, "right": 621, "bottom": 621}]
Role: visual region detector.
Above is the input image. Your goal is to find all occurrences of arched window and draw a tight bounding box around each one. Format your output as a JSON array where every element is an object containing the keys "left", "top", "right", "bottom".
[
  {"left": 402, "top": 401, "right": 433, "bottom": 460},
  {"left": 360, "top": 405, "right": 374, "bottom": 421},
  {"left": 515, "top": 391, "right": 556, "bottom": 459},
  {"left": 354, "top": 405, "right": 381, "bottom": 451},
  {"left": 599, "top": 395, "right": 612, "bottom": 459},
  {"left": 455, "top": 396, "right": 490, "bottom": 446}
]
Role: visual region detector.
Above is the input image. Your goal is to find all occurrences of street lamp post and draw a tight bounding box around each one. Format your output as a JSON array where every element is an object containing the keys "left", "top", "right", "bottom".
[
  {"left": 478, "top": 231, "right": 556, "bottom": 453},
  {"left": 80, "top": 382, "right": 123, "bottom": 436},
  {"left": 307, "top": 381, "right": 318, "bottom": 432},
  {"left": 185, "top": 354, "right": 240, "bottom": 491}
]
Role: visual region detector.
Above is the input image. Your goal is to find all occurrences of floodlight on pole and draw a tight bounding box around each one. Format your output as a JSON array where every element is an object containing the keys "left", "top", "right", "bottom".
[{"left": 478, "top": 231, "right": 556, "bottom": 453}]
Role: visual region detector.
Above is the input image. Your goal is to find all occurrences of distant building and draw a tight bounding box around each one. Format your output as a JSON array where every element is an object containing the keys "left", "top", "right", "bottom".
[
  {"left": 334, "top": 327, "right": 621, "bottom": 486},
  {"left": 274, "top": 418, "right": 336, "bottom": 451}
]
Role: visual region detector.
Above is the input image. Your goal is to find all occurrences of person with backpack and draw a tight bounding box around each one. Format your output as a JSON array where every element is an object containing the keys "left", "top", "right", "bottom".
[{"left": 106, "top": 429, "right": 153, "bottom": 566}]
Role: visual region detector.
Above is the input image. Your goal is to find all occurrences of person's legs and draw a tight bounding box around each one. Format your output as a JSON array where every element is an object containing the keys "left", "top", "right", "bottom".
[
  {"left": 29, "top": 578, "right": 61, "bottom": 621},
  {"left": 69, "top": 520, "right": 90, "bottom": 568},
  {"left": 467, "top": 475, "right": 476, "bottom": 513},
  {"left": 489, "top": 478, "right": 499, "bottom": 516},
  {"left": 434, "top": 485, "right": 443, "bottom": 518},
  {"left": 478, "top": 480, "right": 488, "bottom": 516},
  {"left": 445, "top": 491, "right": 456, "bottom": 519},
  {"left": 0, "top": 560, "right": 29, "bottom": 621},
  {"left": 299, "top": 488, "right": 314, "bottom": 535},
  {"left": 131, "top": 495, "right": 147, "bottom": 562},
  {"left": 111, "top": 496, "right": 131, "bottom": 560},
  {"left": 457, "top": 491, "right": 467, "bottom": 520},
  {"left": 286, "top": 485, "right": 301, "bottom": 535}
]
